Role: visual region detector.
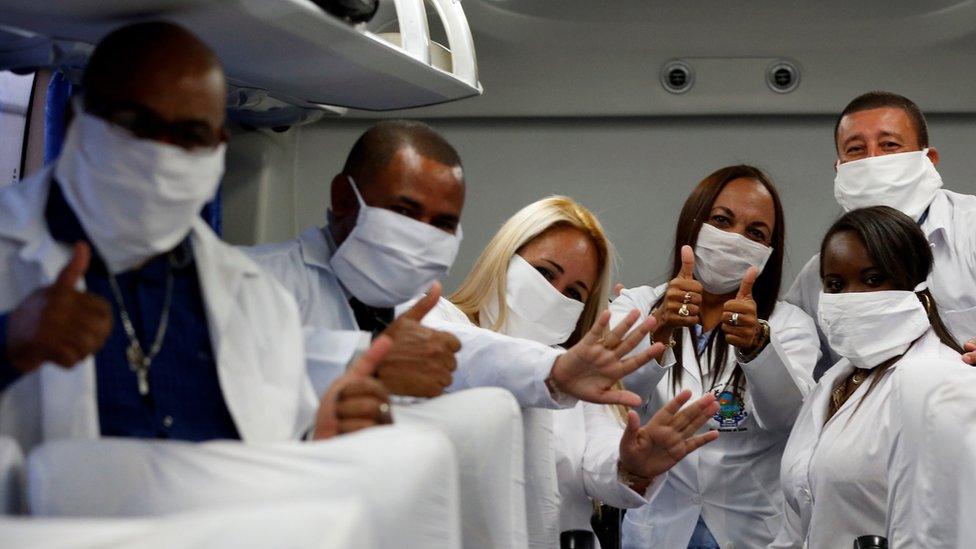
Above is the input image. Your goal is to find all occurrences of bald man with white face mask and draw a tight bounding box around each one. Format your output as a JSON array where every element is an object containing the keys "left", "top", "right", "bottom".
[{"left": 786, "top": 90, "right": 976, "bottom": 379}]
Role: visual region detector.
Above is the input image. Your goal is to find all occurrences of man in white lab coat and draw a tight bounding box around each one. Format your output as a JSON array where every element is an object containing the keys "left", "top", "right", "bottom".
[
  {"left": 0, "top": 22, "right": 392, "bottom": 449},
  {"left": 786, "top": 90, "right": 976, "bottom": 379},
  {"left": 247, "top": 120, "right": 658, "bottom": 409}
]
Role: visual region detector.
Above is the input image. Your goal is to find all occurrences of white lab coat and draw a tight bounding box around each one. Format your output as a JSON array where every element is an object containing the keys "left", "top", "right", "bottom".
[
  {"left": 786, "top": 189, "right": 976, "bottom": 379},
  {"left": 774, "top": 329, "right": 964, "bottom": 549},
  {"left": 884, "top": 347, "right": 973, "bottom": 548},
  {"left": 0, "top": 168, "right": 317, "bottom": 452},
  {"left": 553, "top": 402, "right": 664, "bottom": 544},
  {"left": 612, "top": 284, "right": 818, "bottom": 549},
  {"left": 425, "top": 298, "right": 661, "bottom": 549},
  {"left": 244, "top": 226, "right": 568, "bottom": 409}
]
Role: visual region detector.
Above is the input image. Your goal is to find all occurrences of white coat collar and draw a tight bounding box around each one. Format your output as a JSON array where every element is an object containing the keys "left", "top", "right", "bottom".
[
  {"left": 0, "top": 167, "right": 74, "bottom": 286},
  {"left": 297, "top": 225, "right": 335, "bottom": 271},
  {"left": 920, "top": 189, "right": 952, "bottom": 243},
  {"left": 298, "top": 225, "right": 358, "bottom": 303}
]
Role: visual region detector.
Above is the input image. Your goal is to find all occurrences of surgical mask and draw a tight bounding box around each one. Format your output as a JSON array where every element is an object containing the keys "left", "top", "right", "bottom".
[
  {"left": 54, "top": 109, "right": 225, "bottom": 273},
  {"left": 329, "top": 176, "right": 462, "bottom": 308},
  {"left": 694, "top": 223, "right": 773, "bottom": 295},
  {"left": 818, "top": 286, "right": 930, "bottom": 369},
  {"left": 834, "top": 149, "right": 943, "bottom": 221},
  {"left": 479, "top": 255, "right": 585, "bottom": 346}
]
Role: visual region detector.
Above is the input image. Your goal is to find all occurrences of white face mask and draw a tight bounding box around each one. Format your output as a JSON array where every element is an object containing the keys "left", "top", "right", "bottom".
[
  {"left": 693, "top": 223, "right": 773, "bottom": 295},
  {"left": 818, "top": 287, "right": 930, "bottom": 369},
  {"left": 833, "top": 149, "right": 943, "bottom": 221},
  {"left": 479, "top": 254, "right": 585, "bottom": 346},
  {"left": 329, "top": 176, "right": 462, "bottom": 308},
  {"left": 54, "top": 110, "right": 225, "bottom": 273}
]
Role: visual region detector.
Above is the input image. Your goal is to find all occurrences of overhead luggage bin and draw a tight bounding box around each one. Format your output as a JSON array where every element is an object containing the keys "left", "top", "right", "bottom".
[{"left": 0, "top": 0, "right": 483, "bottom": 112}]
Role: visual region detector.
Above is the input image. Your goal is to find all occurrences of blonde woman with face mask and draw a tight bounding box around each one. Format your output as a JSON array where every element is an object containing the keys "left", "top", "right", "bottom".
[
  {"left": 421, "top": 196, "right": 720, "bottom": 547},
  {"left": 612, "top": 166, "right": 820, "bottom": 549}
]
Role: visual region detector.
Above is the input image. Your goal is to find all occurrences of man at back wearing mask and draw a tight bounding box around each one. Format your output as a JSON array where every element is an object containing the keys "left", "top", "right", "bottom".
[
  {"left": 0, "top": 22, "right": 391, "bottom": 449},
  {"left": 247, "top": 121, "right": 661, "bottom": 410},
  {"left": 787, "top": 90, "right": 976, "bottom": 379}
]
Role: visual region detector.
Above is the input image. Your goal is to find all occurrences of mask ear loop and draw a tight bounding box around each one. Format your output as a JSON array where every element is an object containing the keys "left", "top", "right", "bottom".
[{"left": 346, "top": 175, "right": 368, "bottom": 208}]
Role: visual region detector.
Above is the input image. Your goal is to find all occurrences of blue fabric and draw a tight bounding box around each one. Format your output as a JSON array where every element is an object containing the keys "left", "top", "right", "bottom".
[
  {"left": 201, "top": 194, "right": 222, "bottom": 236},
  {"left": 43, "top": 71, "right": 76, "bottom": 166},
  {"left": 46, "top": 180, "right": 239, "bottom": 441},
  {"left": 0, "top": 314, "right": 21, "bottom": 391},
  {"left": 687, "top": 516, "right": 720, "bottom": 549}
]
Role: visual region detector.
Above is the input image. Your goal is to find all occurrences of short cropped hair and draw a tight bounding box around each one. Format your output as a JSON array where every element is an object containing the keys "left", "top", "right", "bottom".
[
  {"left": 834, "top": 91, "right": 929, "bottom": 150},
  {"left": 343, "top": 120, "right": 462, "bottom": 184}
]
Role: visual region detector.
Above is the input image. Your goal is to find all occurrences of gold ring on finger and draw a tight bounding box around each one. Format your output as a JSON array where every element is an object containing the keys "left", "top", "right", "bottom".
[
  {"left": 729, "top": 312, "right": 740, "bottom": 326},
  {"left": 683, "top": 292, "right": 692, "bottom": 304},
  {"left": 678, "top": 304, "right": 690, "bottom": 317}
]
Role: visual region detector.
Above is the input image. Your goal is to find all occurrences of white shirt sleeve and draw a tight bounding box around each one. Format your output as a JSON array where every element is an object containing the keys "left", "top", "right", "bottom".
[
  {"left": 579, "top": 402, "right": 665, "bottom": 509},
  {"left": 611, "top": 286, "right": 672, "bottom": 404},
  {"left": 302, "top": 327, "right": 371, "bottom": 396},
  {"left": 737, "top": 302, "right": 819, "bottom": 433},
  {"left": 423, "top": 316, "right": 573, "bottom": 409}
]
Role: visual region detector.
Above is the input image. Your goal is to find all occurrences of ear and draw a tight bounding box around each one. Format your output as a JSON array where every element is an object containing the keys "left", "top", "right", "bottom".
[
  {"left": 330, "top": 173, "right": 356, "bottom": 218},
  {"left": 329, "top": 173, "right": 360, "bottom": 246},
  {"left": 926, "top": 147, "right": 940, "bottom": 167}
]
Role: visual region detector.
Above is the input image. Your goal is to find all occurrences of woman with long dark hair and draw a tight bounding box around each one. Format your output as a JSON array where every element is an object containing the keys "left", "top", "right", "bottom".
[
  {"left": 614, "top": 165, "right": 819, "bottom": 548},
  {"left": 774, "top": 206, "right": 965, "bottom": 548}
]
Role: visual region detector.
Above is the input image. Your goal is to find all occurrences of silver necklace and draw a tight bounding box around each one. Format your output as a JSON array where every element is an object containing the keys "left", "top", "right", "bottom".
[{"left": 107, "top": 260, "right": 175, "bottom": 396}]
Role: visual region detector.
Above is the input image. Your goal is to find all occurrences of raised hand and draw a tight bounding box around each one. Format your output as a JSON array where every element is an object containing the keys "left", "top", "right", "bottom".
[
  {"left": 618, "top": 389, "right": 719, "bottom": 490},
  {"left": 962, "top": 338, "right": 976, "bottom": 365},
  {"left": 314, "top": 335, "right": 394, "bottom": 440},
  {"left": 376, "top": 281, "right": 461, "bottom": 397},
  {"left": 549, "top": 310, "right": 666, "bottom": 407},
  {"left": 721, "top": 267, "right": 762, "bottom": 352},
  {"left": 5, "top": 242, "right": 113, "bottom": 373},
  {"left": 652, "top": 245, "right": 703, "bottom": 346}
]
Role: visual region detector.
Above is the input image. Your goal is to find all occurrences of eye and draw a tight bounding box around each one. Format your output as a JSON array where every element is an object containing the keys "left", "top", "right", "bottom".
[
  {"left": 432, "top": 220, "right": 458, "bottom": 233},
  {"left": 565, "top": 288, "right": 584, "bottom": 302},
  {"left": 845, "top": 145, "right": 864, "bottom": 156},
  {"left": 881, "top": 140, "right": 902, "bottom": 150},
  {"left": 823, "top": 277, "right": 843, "bottom": 293},
  {"left": 863, "top": 273, "right": 887, "bottom": 288},
  {"left": 535, "top": 266, "right": 555, "bottom": 281},
  {"left": 710, "top": 215, "right": 731, "bottom": 227},
  {"left": 388, "top": 206, "right": 412, "bottom": 217},
  {"left": 746, "top": 227, "right": 768, "bottom": 243}
]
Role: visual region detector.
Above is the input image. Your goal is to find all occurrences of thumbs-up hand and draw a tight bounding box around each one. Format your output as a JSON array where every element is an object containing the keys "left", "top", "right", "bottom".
[
  {"left": 652, "top": 245, "right": 704, "bottom": 346},
  {"left": 375, "top": 282, "right": 462, "bottom": 398},
  {"left": 5, "top": 242, "right": 113, "bottom": 374},
  {"left": 313, "top": 335, "right": 394, "bottom": 440},
  {"left": 721, "top": 267, "right": 763, "bottom": 352}
]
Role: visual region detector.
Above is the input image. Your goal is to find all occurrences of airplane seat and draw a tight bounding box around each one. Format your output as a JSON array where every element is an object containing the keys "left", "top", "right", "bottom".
[
  {"left": 393, "top": 387, "right": 529, "bottom": 549},
  {"left": 0, "top": 436, "right": 25, "bottom": 514},
  {"left": 26, "top": 425, "right": 462, "bottom": 549},
  {"left": 1, "top": 498, "right": 376, "bottom": 549}
]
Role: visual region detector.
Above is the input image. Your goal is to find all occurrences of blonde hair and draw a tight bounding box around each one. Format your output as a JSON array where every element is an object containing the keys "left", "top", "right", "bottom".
[{"left": 450, "top": 195, "right": 613, "bottom": 348}]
